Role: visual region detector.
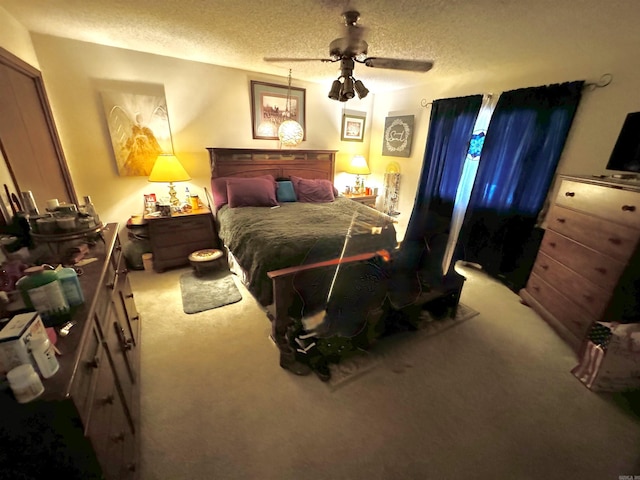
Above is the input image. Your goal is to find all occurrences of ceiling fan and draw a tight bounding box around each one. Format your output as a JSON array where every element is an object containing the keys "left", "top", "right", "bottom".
[{"left": 264, "top": 10, "right": 434, "bottom": 102}]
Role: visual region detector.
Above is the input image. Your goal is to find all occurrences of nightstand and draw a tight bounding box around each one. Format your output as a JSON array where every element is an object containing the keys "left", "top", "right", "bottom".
[
  {"left": 344, "top": 193, "right": 377, "bottom": 208},
  {"left": 145, "top": 208, "right": 220, "bottom": 272}
]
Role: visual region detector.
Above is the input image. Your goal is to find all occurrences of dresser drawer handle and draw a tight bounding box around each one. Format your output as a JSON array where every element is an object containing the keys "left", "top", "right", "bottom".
[
  {"left": 125, "top": 293, "right": 134, "bottom": 299},
  {"left": 531, "top": 285, "right": 540, "bottom": 292},
  {"left": 608, "top": 237, "right": 622, "bottom": 245},
  {"left": 555, "top": 218, "right": 566, "bottom": 223},
  {"left": 594, "top": 267, "right": 607, "bottom": 274},
  {"left": 621, "top": 205, "right": 636, "bottom": 212},
  {"left": 548, "top": 242, "right": 556, "bottom": 248},
  {"left": 110, "top": 432, "right": 125, "bottom": 443},
  {"left": 583, "top": 294, "right": 594, "bottom": 302},
  {"left": 565, "top": 191, "right": 575, "bottom": 197},
  {"left": 100, "top": 394, "right": 115, "bottom": 405},
  {"left": 540, "top": 264, "right": 549, "bottom": 270}
]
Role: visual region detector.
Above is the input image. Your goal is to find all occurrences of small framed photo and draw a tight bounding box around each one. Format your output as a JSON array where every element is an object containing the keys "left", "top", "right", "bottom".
[
  {"left": 341, "top": 112, "right": 366, "bottom": 142},
  {"left": 250, "top": 80, "right": 306, "bottom": 140},
  {"left": 144, "top": 193, "right": 157, "bottom": 215}
]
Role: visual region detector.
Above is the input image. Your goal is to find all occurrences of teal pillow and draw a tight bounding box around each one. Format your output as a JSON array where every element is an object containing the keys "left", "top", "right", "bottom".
[{"left": 276, "top": 181, "right": 297, "bottom": 202}]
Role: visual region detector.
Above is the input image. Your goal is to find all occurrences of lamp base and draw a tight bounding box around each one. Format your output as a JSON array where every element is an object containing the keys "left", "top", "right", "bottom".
[
  {"left": 353, "top": 174, "right": 363, "bottom": 194},
  {"left": 168, "top": 182, "right": 180, "bottom": 208}
]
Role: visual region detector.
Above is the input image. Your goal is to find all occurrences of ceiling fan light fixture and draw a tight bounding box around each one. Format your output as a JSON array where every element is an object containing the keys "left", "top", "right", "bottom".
[
  {"left": 354, "top": 79, "right": 369, "bottom": 99},
  {"left": 328, "top": 79, "right": 342, "bottom": 100},
  {"left": 341, "top": 76, "right": 355, "bottom": 100}
]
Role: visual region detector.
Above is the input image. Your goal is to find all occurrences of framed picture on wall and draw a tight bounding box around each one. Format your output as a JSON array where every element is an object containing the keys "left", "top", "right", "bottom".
[
  {"left": 382, "top": 115, "right": 414, "bottom": 157},
  {"left": 101, "top": 90, "right": 174, "bottom": 176},
  {"left": 341, "top": 112, "right": 366, "bottom": 142},
  {"left": 250, "top": 80, "right": 306, "bottom": 140}
]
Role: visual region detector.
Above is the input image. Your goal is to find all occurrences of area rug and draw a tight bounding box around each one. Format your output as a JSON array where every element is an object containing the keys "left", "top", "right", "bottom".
[
  {"left": 326, "top": 303, "right": 479, "bottom": 389},
  {"left": 179, "top": 270, "right": 242, "bottom": 314}
]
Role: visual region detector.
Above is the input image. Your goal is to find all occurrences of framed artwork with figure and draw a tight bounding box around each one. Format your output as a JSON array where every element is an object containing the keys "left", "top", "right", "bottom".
[
  {"left": 101, "top": 90, "right": 174, "bottom": 176},
  {"left": 341, "top": 112, "right": 366, "bottom": 142}
]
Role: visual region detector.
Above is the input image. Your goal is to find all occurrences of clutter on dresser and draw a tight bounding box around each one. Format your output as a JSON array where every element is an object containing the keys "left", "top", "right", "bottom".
[{"left": 30, "top": 195, "right": 102, "bottom": 235}]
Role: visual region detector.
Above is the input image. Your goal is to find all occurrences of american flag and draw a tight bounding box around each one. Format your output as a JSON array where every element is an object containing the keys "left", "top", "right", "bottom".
[{"left": 571, "top": 340, "right": 606, "bottom": 390}]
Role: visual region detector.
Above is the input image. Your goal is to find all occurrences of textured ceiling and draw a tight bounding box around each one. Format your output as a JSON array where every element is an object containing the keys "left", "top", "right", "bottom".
[{"left": 2, "top": 0, "right": 639, "bottom": 92}]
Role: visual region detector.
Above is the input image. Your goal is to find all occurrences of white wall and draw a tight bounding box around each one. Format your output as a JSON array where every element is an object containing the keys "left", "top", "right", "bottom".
[
  {"left": 22, "top": 34, "right": 378, "bottom": 239},
  {"left": 0, "top": 6, "right": 39, "bottom": 68},
  {"left": 3, "top": 7, "right": 640, "bottom": 245}
]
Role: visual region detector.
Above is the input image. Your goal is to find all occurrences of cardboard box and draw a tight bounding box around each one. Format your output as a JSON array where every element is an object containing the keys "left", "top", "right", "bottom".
[{"left": 0, "top": 312, "right": 47, "bottom": 376}]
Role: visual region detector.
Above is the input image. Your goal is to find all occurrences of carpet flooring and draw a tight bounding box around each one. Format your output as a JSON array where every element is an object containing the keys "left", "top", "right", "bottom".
[
  {"left": 179, "top": 270, "right": 242, "bottom": 314},
  {"left": 129, "top": 264, "right": 640, "bottom": 480},
  {"left": 325, "top": 303, "right": 479, "bottom": 389}
]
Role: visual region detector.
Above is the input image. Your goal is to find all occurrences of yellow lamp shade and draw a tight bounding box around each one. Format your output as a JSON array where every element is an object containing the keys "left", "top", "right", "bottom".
[
  {"left": 148, "top": 154, "right": 191, "bottom": 183},
  {"left": 347, "top": 155, "right": 370, "bottom": 175}
]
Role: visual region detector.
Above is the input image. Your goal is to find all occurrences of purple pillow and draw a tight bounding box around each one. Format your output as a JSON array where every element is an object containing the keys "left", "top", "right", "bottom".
[
  {"left": 226, "top": 177, "right": 278, "bottom": 208},
  {"left": 290, "top": 176, "right": 336, "bottom": 203},
  {"left": 211, "top": 175, "right": 275, "bottom": 210}
]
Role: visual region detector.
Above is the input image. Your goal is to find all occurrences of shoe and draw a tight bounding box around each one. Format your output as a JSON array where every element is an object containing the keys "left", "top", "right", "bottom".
[
  {"left": 279, "top": 349, "right": 311, "bottom": 376},
  {"left": 313, "top": 363, "right": 331, "bottom": 382}
]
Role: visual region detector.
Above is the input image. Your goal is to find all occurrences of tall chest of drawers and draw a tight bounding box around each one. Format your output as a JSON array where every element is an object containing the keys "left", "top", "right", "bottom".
[{"left": 520, "top": 175, "right": 640, "bottom": 352}]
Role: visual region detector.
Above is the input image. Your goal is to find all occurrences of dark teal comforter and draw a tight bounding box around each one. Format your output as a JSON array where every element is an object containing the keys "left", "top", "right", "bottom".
[{"left": 217, "top": 197, "right": 398, "bottom": 306}]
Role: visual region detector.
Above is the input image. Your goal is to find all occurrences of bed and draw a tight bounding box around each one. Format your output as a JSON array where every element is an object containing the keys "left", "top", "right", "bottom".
[{"left": 207, "top": 147, "right": 398, "bottom": 339}]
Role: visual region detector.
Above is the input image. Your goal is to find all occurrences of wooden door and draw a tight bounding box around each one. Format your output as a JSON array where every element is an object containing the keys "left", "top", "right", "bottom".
[{"left": 0, "top": 47, "right": 76, "bottom": 216}]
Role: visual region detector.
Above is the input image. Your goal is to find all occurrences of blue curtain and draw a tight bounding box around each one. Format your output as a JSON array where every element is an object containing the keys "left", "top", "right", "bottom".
[
  {"left": 404, "top": 95, "right": 483, "bottom": 244},
  {"left": 461, "top": 81, "right": 584, "bottom": 290}
]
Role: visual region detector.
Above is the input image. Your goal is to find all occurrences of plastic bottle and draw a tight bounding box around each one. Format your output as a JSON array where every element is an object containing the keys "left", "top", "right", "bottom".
[
  {"left": 6, "top": 363, "right": 44, "bottom": 403},
  {"left": 57, "top": 267, "right": 85, "bottom": 307},
  {"left": 83, "top": 195, "right": 100, "bottom": 226},
  {"left": 15, "top": 266, "right": 70, "bottom": 325},
  {"left": 29, "top": 335, "right": 59, "bottom": 378},
  {"left": 185, "top": 187, "right": 191, "bottom": 205}
]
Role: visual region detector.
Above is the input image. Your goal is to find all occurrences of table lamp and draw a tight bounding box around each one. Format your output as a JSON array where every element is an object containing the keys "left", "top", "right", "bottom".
[
  {"left": 347, "top": 155, "right": 370, "bottom": 193},
  {"left": 148, "top": 153, "right": 191, "bottom": 208}
]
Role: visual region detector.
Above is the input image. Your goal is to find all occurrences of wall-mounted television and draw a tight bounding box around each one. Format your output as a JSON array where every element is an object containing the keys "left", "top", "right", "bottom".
[{"left": 606, "top": 111, "right": 640, "bottom": 174}]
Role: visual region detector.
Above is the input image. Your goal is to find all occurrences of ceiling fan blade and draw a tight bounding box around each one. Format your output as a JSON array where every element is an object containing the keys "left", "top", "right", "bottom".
[
  {"left": 363, "top": 57, "right": 434, "bottom": 72},
  {"left": 264, "top": 57, "right": 335, "bottom": 63}
]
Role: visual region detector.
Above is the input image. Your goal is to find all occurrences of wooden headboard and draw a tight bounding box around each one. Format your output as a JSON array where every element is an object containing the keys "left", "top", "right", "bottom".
[{"left": 206, "top": 148, "right": 337, "bottom": 181}]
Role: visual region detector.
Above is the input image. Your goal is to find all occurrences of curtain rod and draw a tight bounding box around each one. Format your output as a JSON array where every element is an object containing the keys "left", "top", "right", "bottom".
[
  {"left": 419, "top": 74, "right": 612, "bottom": 107},
  {"left": 584, "top": 73, "right": 612, "bottom": 91},
  {"left": 420, "top": 92, "right": 493, "bottom": 108}
]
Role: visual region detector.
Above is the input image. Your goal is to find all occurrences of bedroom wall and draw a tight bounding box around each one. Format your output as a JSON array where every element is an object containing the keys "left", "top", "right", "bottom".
[
  {"left": 26, "top": 34, "right": 378, "bottom": 236},
  {"left": 0, "top": 7, "right": 39, "bottom": 69},
  {"left": 3, "top": 7, "right": 639, "bottom": 245},
  {"left": 373, "top": 56, "right": 640, "bottom": 239}
]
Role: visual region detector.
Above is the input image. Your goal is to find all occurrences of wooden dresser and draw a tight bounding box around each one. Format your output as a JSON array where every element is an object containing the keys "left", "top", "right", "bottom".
[
  {"left": 0, "top": 223, "right": 141, "bottom": 479},
  {"left": 146, "top": 208, "right": 219, "bottom": 272},
  {"left": 520, "top": 175, "right": 640, "bottom": 352}
]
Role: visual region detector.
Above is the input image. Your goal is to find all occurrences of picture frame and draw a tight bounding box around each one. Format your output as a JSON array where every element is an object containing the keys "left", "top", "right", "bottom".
[
  {"left": 143, "top": 193, "right": 157, "bottom": 215},
  {"left": 101, "top": 90, "right": 174, "bottom": 176},
  {"left": 341, "top": 112, "right": 366, "bottom": 142},
  {"left": 382, "top": 115, "right": 415, "bottom": 157},
  {"left": 250, "top": 80, "right": 306, "bottom": 140}
]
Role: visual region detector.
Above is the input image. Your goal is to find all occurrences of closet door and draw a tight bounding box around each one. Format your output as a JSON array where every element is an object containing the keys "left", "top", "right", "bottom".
[{"left": 0, "top": 47, "right": 76, "bottom": 214}]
